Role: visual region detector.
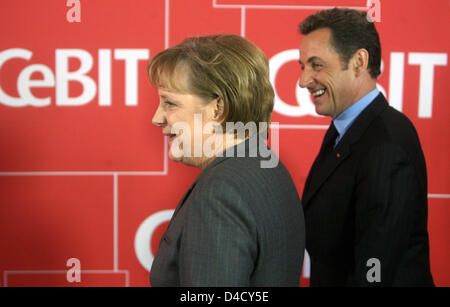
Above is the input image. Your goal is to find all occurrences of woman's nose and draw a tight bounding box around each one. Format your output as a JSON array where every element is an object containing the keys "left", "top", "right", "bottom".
[{"left": 152, "top": 106, "right": 166, "bottom": 127}]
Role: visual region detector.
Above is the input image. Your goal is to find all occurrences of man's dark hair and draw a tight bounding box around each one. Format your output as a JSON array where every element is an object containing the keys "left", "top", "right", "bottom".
[{"left": 299, "top": 8, "right": 381, "bottom": 79}]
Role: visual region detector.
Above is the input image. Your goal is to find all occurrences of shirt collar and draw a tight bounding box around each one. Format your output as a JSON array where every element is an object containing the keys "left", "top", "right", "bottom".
[{"left": 333, "top": 88, "right": 380, "bottom": 138}]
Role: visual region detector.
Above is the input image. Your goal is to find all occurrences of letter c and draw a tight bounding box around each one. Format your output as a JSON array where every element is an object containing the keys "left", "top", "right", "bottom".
[
  {"left": 0, "top": 48, "right": 32, "bottom": 107},
  {"left": 134, "top": 209, "right": 174, "bottom": 271},
  {"left": 269, "top": 49, "right": 318, "bottom": 117}
]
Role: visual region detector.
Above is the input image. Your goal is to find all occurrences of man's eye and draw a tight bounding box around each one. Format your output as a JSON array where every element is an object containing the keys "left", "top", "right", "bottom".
[{"left": 312, "top": 63, "right": 323, "bottom": 70}]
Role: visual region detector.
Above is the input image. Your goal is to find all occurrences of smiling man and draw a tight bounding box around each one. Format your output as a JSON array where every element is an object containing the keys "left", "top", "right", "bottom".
[{"left": 299, "top": 8, "right": 434, "bottom": 286}]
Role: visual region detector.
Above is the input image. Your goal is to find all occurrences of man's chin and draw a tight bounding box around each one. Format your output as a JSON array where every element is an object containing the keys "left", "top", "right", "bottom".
[
  {"left": 314, "top": 105, "right": 329, "bottom": 117},
  {"left": 314, "top": 99, "right": 335, "bottom": 117}
]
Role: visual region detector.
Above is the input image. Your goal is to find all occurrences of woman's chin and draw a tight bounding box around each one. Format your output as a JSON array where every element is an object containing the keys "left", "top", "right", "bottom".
[
  {"left": 168, "top": 149, "right": 192, "bottom": 166},
  {"left": 168, "top": 146, "right": 183, "bottom": 163},
  {"left": 168, "top": 154, "right": 182, "bottom": 163}
]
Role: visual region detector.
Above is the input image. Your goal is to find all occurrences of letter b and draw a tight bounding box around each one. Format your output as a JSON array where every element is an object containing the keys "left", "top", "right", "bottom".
[{"left": 56, "top": 49, "right": 96, "bottom": 106}]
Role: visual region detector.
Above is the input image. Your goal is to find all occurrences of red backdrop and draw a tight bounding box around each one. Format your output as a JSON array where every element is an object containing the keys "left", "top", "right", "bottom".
[{"left": 0, "top": 0, "right": 448, "bottom": 287}]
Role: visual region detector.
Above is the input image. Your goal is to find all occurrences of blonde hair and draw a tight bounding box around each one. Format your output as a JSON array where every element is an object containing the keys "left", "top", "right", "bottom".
[{"left": 147, "top": 34, "right": 274, "bottom": 130}]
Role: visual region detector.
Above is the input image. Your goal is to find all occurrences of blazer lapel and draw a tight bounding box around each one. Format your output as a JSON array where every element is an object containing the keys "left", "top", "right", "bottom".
[
  {"left": 302, "top": 139, "right": 351, "bottom": 208},
  {"left": 168, "top": 179, "right": 198, "bottom": 227},
  {"left": 169, "top": 154, "right": 231, "bottom": 224},
  {"left": 302, "top": 93, "right": 389, "bottom": 209},
  {"left": 169, "top": 135, "right": 268, "bottom": 220}
]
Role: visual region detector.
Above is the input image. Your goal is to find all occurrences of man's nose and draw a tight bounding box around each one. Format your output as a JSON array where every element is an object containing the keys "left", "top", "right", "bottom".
[
  {"left": 152, "top": 105, "right": 166, "bottom": 127},
  {"left": 298, "top": 68, "right": 313, "bottom": 89}
]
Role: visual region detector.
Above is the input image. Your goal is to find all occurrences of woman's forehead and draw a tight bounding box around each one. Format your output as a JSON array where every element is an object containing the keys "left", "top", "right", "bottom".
[
  {"left": 157, "top": 87, "right": 183, "bottom": 97},
  {"left": 156, "top": 63, "right": 190, "bottom": 91}
]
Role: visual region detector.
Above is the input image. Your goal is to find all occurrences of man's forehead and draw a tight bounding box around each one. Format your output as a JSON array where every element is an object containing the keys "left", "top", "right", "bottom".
[
  {"left": 299, "top": 28, "right": 334, "bottom": 61},
  {"left": 300, "top": 28, "right": 332, "bottom": 49}
]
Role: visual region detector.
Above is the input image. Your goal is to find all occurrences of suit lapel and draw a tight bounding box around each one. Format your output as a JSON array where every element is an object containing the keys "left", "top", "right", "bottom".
[
  {"left": 168, "top": 180, "right": 197, "bottom": 227},
  {"left": 302, "top": 139, "right": 351, "bottom": 208},
  {"left": 302, "top": 93, "right": 389, "bottom": 209},
  {"left": 169, "top": 135, "right": 267, "bottom": 220},
  {"left": 169, "top": 155, "right": 230, "bottom": 223}
]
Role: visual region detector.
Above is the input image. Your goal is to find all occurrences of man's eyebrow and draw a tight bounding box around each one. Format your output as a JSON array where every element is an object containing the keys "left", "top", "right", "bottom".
[
  {"left": 306, "top": 56, "right": 323, "bottom": 63},
  {"left": 298, "top": 56, "right": 323, "bottom": 67}
]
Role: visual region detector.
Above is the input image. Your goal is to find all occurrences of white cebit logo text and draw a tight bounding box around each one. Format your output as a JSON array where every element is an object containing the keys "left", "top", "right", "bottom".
[{"left": 0, "top": 48, "right": 149, "bottom": 107}]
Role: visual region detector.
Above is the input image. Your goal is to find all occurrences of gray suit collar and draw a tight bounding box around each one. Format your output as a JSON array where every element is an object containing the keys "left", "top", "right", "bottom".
[
  {"left": 171, "top": 134, "right": 267, "bottom": 220},
  {"left": 202, "top": 134, "right": 268, "bottom": 173}
]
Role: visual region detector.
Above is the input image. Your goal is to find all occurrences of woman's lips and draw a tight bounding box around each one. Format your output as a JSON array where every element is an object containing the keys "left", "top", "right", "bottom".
[{"left": 166, "top": 133, "right": 177, "bottom": 144}]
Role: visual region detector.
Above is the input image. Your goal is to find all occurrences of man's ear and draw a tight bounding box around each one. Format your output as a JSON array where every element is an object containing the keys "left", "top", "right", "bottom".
[{"left": 352, "top": 48, "right": 370, "bottom": 77}]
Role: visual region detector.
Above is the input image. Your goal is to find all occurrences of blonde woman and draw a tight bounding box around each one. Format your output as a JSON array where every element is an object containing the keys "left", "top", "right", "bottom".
[{"left": 148, "top": 34, "right": 305, "bottom": 286}]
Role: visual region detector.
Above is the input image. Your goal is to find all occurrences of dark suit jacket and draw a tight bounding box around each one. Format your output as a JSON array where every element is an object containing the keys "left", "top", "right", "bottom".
[
  {"left": 302, "top": 93, "right": 434, "bottom": 286},
  {"left": 150, "top": 137, "right": 305, "bottom": 286}
]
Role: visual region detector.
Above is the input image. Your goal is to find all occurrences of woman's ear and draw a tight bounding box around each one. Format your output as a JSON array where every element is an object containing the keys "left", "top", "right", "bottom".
[{"left": 212, "top": 98, "right": 225, "bottom": 122}]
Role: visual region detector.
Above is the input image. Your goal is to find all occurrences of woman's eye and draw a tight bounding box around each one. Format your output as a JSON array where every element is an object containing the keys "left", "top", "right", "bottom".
[{"left": 164, "top": 101, "right": 176, "bottom": 107}]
